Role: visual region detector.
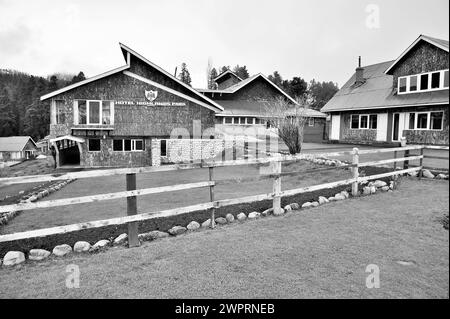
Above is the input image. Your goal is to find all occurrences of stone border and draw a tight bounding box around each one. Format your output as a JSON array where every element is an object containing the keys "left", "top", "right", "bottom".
[
  {"left": 0, "top": 178, "right": 396, "bottom": 267},
  {"left": 0, "top": 179, "right": 76, "bottom": 227}
]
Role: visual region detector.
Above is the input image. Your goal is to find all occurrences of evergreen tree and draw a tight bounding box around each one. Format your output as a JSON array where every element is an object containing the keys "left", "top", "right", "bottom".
[
  {"left": 178, "top": 63, "right": 192, "bottom": 86},
  {"left": 208, "top": 68, "right": 218, "bottom": 89},
  {"left": 233, "top": 65, "right": 250, "bottom": 79},
  {"left": 71, "top": 71, "right": 86, "bottom": 84},
  {"left": 0, "top": 87, "right": 16, "bottom": 136}
]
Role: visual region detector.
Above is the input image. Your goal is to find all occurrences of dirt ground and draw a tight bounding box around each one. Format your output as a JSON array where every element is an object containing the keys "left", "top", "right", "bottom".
[{"left": 0, "top": 178, "right": 447, "bottom": 299}]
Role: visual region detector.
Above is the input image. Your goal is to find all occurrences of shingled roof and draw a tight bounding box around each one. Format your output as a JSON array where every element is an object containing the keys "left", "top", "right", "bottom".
[{"left": 0, "top": 136, "right": 37, "bottom": 152}]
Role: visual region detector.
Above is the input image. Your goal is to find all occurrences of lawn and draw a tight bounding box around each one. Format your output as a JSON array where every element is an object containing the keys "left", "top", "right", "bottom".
[{"left": 0, "top": 178, "right": 447, "bottom": 299}]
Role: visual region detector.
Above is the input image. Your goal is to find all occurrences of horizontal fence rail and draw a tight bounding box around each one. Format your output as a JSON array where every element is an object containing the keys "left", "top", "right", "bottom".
[{"left": 0, "top": 145, "right": 447, "bottom": 244}]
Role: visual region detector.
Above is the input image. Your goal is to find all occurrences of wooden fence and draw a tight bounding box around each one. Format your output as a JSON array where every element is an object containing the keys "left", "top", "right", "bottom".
[{"left": 0, "top": 145, "right": 447, "bottom": 245}]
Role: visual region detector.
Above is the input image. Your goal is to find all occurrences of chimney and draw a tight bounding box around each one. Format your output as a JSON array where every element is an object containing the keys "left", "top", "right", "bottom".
[{"left": 355, "top": 56, "right": 365, "bottom": 85}]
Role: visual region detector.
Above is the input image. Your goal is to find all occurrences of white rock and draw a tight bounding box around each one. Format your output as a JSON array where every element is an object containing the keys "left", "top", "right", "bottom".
[
  {"left": 52, "top": 244, "right": 72, "bottom": 257},
  {"left": 311, "top": 201, "right": 319, "bottom": 207},
  {"left": 290, "top": 203, "right": 300, "bottom": 210},
  {"left": 201, "top": 219, "right": 212, "bottom": 228},
  {"left": 225, "top": 213, "right": 235, "bottom": 223},
  {"left": 335, "top": 194, "right": 346, "bottom": 201},
  {"left": 381, "top": 186, "right": 390, "bottom": 192},
  {"left": 408, "top": 171, "right": 418, "bottom": 177},
  {"left": 74, "top": 241, "right": 91, "bottom": 253},
  {"left": 422, "top": 169, "right": 435, "bottom": 179},
  {"left": 436, "top": 173, "right": 446, "bottom": 180},
  {"left": 273, "top": 208, "right": 285, "bottom": 216},
  {"left": 318, "top": 196, "right": 329, "bottom": 205},
  {"left": 28, "top": 249, "right": 51, "bottom": 261},
  {"left": 302, "top": 202, "right": 313, "bottom": 208},
  {"left": 284, "top": 204, "right": 292, "bottom": 211},
  {"left": 261, "top": 208, "right": 273, "bottom": 216},
  {"left": 341, "top": 191, "right": 350, "bottom": 199},
  {"left": 328, "top": 197, "right": 336, "bottom": 202},
  {"left": 3, "top": 251, "right": 25, "bottom": 266},
  {"left": 363, "top": 186, "right": 371, "bottom": 195},
  {"left": 237, "top": 212, "right": 247, "bottom": 221},
  {"left": 168, "top": 226, "right": 187, "bottom": 236},
  {"left": 373, "top": 180, "right": 387, "bottom": 188},
  {"left": 248, "top": 212, "right": 261, "bottom": 219},
  {"left": 113, "top": 233, "right": 128, "bottom": 245},
  {"left": 91, "top": 239, "right": 110, "bottom": 251},
  {"left": 215, "top": 217, "right": 227, "bottom": 225},
  {"left": 370, "top": 186, "right": 377, "bottom": 194},
  {"left": 187, "top": 221, "right": 200, "bottom": 231}
]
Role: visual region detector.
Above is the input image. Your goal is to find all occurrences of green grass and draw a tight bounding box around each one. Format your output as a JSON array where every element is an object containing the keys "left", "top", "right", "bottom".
[{"left": 0, "top": 178, "right": 448, "bottom": 298}]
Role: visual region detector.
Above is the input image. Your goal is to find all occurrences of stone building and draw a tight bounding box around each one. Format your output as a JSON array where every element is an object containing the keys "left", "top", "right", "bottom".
[
  {"left": 40, "top": 43, "right": 223, "bottom": 167},
  {"left": 322, "top": 35, "right": 449, "bottom": 145}
]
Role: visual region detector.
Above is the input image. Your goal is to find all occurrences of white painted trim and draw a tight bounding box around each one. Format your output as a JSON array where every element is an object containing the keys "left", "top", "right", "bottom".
[
  {"left": 385, "top": 35, "right": 449, "bottom": 74},
  {"left": 123, "top": 71, "right": 220, "bottom": 113},
  {"left": 213, "top": 69, "right": 243, "bottom": 82},
  {"left": 398, "top": 69, "right": 449, "bottom": 94},
  {"left": 119, "top": 43, "right": 224, "bottom": 111},
  {"left": 50, "top": 135, "right": 85, "bottom": 144},
  {"left": 40, "top": 65, "right": 130, "bottom": 101},
  {"left": 325, "top": 102, "right": 449, "bottom": 112}
]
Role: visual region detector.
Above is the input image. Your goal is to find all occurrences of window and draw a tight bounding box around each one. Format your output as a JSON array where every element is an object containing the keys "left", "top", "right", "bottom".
[
  {"left": 55, "top": 100, "right": 65, "bottom": 124},
  {"left": 360, "top": 115, "right": 368, "bottom": 129},
  {"left": 417, "top": 113, "right": 428, "bottom": 129},
  {"left": 246, "top": 117, "right": 254, "bottom": 125},
  {"left": 399, "top": 70, "right": 448, "bottom": 94},
  {"left": 78, "top": 100, "right": 87, "bottom": 124},
  {"left": 430, "top": 112, "right": 444, "bottom": 130},
  {"left": 255, "top": 118, "right": 261, "bottom": 124},
  {"left": 102, "top": 101, "right": 111, "bottom": 124},
  {"left": 409, "top": 113, "right": 415, "bottom": 129},
  {"left": 76, "top": 100, "right": 113, "bottom": 125},
  {"left": 308, "top": 118, "right": 314, "bottom": 127},
  {"left": 160, "top": 140, "right": 167, "bottom": 156},
  {"left": 369, "top": 115, "right": 377, "bottom": 129},
  {"left": 399, "top": 77, "right": 407, "bottom": 93},
  {"left": 233, "top": 117, "right": 239, "bottom": 124},
  {"left": 113, "top": 139, "right": 144, "bottom": 152},
  {"left": 224, "top": 117, "right": 232, "bottom": 124},
  {"left": 409, "top": 75, "right": 417, "bottom": 92},
  {"left": 88, "top": 139, "right": 101, "bottom": 152},
  {"left": 351, "top": 115, "right": 359, "bottom": 129},
  {"left": 431, "top": 72, "right": 440, "bottom": 89}
]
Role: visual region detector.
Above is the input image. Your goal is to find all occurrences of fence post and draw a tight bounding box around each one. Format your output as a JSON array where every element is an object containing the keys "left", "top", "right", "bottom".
[
  {"left": 271, "top": 160, "right": 282, "bottom": 215},
  {"left": 418, "top": 147, "right": 424, "bottom": 179},
  {"left": 351, "top": 147, "right": 359, "bottom": 197},
  {"left": 208, "top": 166, "right": 216, "bottom": 229},
  {"left": 403, "top": 149, "right": 410, "bottom": 169},
  {"left": 126, "top": 173, "right": 140, "bottom": 248}
]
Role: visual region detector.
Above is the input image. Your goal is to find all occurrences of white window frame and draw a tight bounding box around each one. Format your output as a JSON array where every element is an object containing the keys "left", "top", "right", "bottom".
[
  {"left": 112, "top": 139, "right": 145, "bottom": 152},
  {"left": 308, "top": 117, "right": 314, "bottom": 127},
  {"left": 75, "top": 100, "right": 114, "bottom": 125},
  {"left": 407, "top": 111, "right": 444, "bottom": 131},
  {"left": 398, "top": 69, "right": 449, "bottom": 95},
  {"left": 350, "top": 114, "right": 377, "bottom": 130}
]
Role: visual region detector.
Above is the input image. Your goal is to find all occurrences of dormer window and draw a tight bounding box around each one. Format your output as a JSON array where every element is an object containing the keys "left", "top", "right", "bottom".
[{"left": 398, "top": 69, "right": 449, "bottom": 94}]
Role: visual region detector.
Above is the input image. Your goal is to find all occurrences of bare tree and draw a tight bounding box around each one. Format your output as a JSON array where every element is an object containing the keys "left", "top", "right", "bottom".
[{"left": 264, "top": 95, "right": 310, "bottom": 154}]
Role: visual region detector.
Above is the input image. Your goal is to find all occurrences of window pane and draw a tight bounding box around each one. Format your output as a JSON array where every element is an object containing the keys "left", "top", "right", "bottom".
[
  {"left": 113, "top": 139, "right": 123, "bottom": 151},
  {"left": 399, "top": 77, "right": 407, "bottom": 93},
  {"left": 360, "top": 115, "right": 368, "bottom": 129},
  {"left": 88, "top": 139, "right": 101, "bottom": 151},
  {"left": 409, "top": 76, "right": 417, "bottom": 92},
  {"left": 161, "top": 140, "right": 167, "bottom": 156},
  {"left": 135, "top": 140, "right": 143, "bottom": 151},
  {"left": 55, "top": 100, "right": 65, "bottom": 124},
  {"left": 431, "top": 112, "right": 443, "bottom": 130},
  {"left": 351, "top": 115, "right": 359, "bottom": 129},
  {"left": 225, "top": 117, "right": 232, "bottom": 124},
  {"left": 240, "top": 117, "right": 246, "bottom": 125},
  {"left": 431, "top": 72, "right": 440, "bottom": 89},
  {"left": 246, "top": 117, "right": 253, "bottom": 124},
  {"left": 89, "top": 101, "right": 100, "bottom": 124},
  {"left": 417, "top": 113, "right": 428, "bottom": 129},
  {"left": 124, "top": 139, "right": 131, "bottom": 151},
  {"left": 234, "top": 117, "right": 239, "bottom": 124},
  {"left": 444, "top": 71, "right": 449, "bottom": 88},
  {"left": 409, "top": 113, "right": 415, "bottom": 129},
  {"left": 369, "top": 115, "right": 377, "bottom": 129},
  {"left": 78, "top": 100, "right": 87, "bottom": 124},
  {"left": 420, "top": 74, "right": 429, "bottom": 90},
  {"left": 255, "top": 118, "right": 261, "bottom": 124},
  {"left": 309, "top": 118, "right": 314, "bottom": 126},
  {"left": 102, "top": 101, "right": 111, "bottom": 125}
]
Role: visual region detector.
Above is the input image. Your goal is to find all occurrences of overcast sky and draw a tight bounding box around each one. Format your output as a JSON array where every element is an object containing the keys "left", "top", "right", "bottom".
[{"left": 0, "top": 0, "right": 448, "bottom": 88}]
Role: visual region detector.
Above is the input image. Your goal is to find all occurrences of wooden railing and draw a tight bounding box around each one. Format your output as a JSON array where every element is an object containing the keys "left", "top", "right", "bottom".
[{"left": 0, "top": 145, "right": 447, "bottom": 245}]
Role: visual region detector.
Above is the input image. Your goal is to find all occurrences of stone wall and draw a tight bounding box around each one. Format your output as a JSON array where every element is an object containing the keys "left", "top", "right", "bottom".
[
  {"left": 403, "top": 129, "right": 449, "bottom": 145},
  {"left": 151, "top": 139, "right": 231, "bottom": 166},
  {"left": 341, "top": 114, "right": 377, "bottom": 143}
]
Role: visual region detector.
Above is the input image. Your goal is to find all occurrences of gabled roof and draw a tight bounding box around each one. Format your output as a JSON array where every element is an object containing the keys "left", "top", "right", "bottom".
[
  {"left": 0, "top": 136, "right": 37, "bottom": 152},
  {"left": 385, "top": 34, "right": 449, "bottom": 74},
  {"left": 119, "top": 43, "right": 224, "bottom": 111},
  {"left": 213, "top": 70, "right": 243, "bottom": 82},
  {"left": 41, "top": 43, "right": 224, "bottom": 112},
  {"left": 321, "top": 60, "right": 449, "bottom": 113},
  {"left": 197, "top": 73, "right": 299, "bottom": 105}
]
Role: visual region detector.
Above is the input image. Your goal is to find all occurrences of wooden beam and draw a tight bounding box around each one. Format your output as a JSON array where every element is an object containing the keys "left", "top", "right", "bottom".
[
  {"left": 358, "top": 155, "right": 423, "bottom": 167},
  {"left": 126, "top": 173, "right": 139, "bottom": 248}
]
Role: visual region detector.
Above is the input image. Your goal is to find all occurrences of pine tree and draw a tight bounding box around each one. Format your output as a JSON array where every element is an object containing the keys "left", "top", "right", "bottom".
[
  {"left": 208, "top": 68, "right": 218, "bottom": 89},
  {"left": 233, "top": 65, "right": 250, "bottom": 79},
  {"left": 178, "top": 63, "right": 192, "bottom": 86},
  {"left": 0, "top": 87, "right": 16, "bottom": 136}
]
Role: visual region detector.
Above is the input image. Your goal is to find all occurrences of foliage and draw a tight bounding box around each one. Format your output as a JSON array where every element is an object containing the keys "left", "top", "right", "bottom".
[
  {"left": 264, "top": 95, "right": 310, "bottom": 155},
  {"left": 178, "top": 62, "right": 192, "bottom": 86},
  {"left": 232, "top": 65, "right": 250, "bottom": 79},
  {"left": 308, "top": 79, "right": 339, "bottom": 110}
]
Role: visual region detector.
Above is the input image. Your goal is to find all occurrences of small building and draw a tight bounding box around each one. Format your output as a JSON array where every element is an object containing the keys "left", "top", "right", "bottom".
[
  {"left": 40, "top": 43, "right": 224, "bottom": 168},
  {"left": 321, "top": 35, "right": 449, "bottom": 146},
  {"left": 198, "top": 71, "right": 328, "bottom": 143},
  {"left": 0, "top": 136, "right": 38, "bottom": 161}
]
